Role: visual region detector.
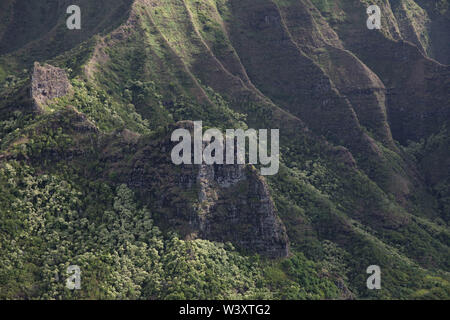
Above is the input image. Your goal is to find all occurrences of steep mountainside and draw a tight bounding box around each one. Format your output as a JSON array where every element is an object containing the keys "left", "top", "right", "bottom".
[{"left": 0, "top": 0, "right": 449, "bottom": 299}]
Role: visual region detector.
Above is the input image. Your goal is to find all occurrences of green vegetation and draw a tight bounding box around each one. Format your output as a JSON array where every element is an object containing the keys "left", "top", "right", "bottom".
[
  {"left": 51, "top": 78, "right": 151, "bottom": 134},
  {"left": 0, "top": 164, "right": 341, "bottom": 299}
]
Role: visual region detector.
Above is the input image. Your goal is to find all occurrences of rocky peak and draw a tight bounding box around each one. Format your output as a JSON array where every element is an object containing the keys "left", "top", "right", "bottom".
[{"left": 31, "top": 62, "right": 72, "bottom": 112}]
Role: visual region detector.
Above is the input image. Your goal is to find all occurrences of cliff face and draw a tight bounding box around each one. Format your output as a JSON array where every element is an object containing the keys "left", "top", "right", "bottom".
[
  {"left": 195, "top": 157, "right": 289, "bottom": 258},
  {"left": 107, "top": 121, "right": 290, "bottom": 258}
]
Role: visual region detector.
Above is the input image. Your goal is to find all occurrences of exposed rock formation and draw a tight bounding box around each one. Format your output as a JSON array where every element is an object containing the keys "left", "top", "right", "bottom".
[
  {"left": 196, "top": 163, "right": 290, "bottom": 258},
  {"left": 31, "top": 62, "right": 72, "bottom": 112},
  {"left": 112, "top": 121, "right": 290, "bottom": 258}
]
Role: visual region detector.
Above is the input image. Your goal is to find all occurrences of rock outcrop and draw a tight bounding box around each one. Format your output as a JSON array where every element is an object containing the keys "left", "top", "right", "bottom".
[
  {"left": 110, "top": 121, "right": 290, "bottom": 258},
  {"left": 196, "top": 162, "right": 289, "bottom": 258},
  {"left": 31, "top": 62, "right": 72, "bottom": 112}
]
